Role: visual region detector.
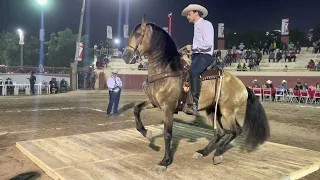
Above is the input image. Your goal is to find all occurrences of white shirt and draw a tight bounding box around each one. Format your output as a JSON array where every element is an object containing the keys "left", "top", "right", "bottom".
[
  {"left": 107, "top": 76, "right": 123, "bottom": 90},
  {"left": 192, "top": 18, "right": 214, "bottom": 55}
]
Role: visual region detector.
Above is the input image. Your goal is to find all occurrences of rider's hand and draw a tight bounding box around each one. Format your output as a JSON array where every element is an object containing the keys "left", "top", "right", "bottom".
[{"left": 186, "top": 45, "right": 192, "bottom": 51}]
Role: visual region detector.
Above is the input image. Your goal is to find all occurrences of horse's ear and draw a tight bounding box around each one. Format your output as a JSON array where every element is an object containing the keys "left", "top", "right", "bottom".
[{"left": 141, "top": 14, "right": 148, "bottom": 29}]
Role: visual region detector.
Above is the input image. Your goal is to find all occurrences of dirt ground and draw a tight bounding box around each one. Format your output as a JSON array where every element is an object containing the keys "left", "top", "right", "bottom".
[{"left": 0, "top": 90, "right": 319, "bottom": 180}]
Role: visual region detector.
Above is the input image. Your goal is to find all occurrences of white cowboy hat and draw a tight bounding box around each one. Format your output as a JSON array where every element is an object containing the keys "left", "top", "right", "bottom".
[
  {"left": 266, "top": 80, "right": 272, "bottom": 84},
  {"left": 281, "top": 80, "right": 287, "bottom": 83},
  {"left": 111, "top": 70, "right": 118, "bottom": 74},
  {"left": 181, "top": 4, "right": 208, "bottom": 18},
  {"left": 253, "top": 79, "right": 258, "bottom": 82}
]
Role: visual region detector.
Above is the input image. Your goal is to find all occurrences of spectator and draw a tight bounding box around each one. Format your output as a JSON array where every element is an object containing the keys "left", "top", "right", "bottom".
[
  {"left": 251, "top": 79, "right": 261, "bottom": 88},
  {"left": 279, "top": 80, "right": 288, "bottom": 91},
  {"left": 288, "top": 42, "right": 294, "bottom": 49},
  {"left": 268, "top": 51, "right": 275, "bottom": 63},
  {"left": 294, "top": 82, "right": 303, "bottom": 90},
  {"left": 236, "top": 63, "right": 242, "bottom": 71},
  {"left": 315, "top": 83, "right": 320, "bottom": 90},
  {"left": 265, "top": 80, "right": 274, "bottom": 88},
  {"left": 283, "top": 65, "right": 288, "bottom": 72},
  {"left": 138, "top": 63, "right": 143, "bottom": 70},
  {"left": 316, "top": 62, "right": 320, "bottom": 71},
  {"left": 295, "top": 42, "right": 301, "bottom": 54},
  {"left": 307, "top": 60, "right": 316, "bottom": 70},
  {"left": 242, "top": 63, "right": 247, "bottom": 71},
  {"left": 276, "top": 51, "right": 283, "bottom": 62}
]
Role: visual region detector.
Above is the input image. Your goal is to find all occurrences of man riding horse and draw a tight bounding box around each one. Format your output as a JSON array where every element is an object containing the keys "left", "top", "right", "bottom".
[{"left": 182, "top": 4, "right": 215, "bottom": 115}]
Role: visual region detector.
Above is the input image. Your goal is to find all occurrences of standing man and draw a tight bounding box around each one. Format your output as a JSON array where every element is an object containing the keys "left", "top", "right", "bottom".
[
  {"left": 181, "top": 4, "right": 214, "bottom": 115},
  {"left": 29, "top": 71, "right": 36, "bottom": 95},
  {"left": 106, "top": 71, "right": 123, "bottom": 115}
]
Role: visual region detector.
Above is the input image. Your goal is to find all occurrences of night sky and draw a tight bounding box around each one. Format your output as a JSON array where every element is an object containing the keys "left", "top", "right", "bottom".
[{"left": 0, "top": 0, "right": 319, "bottom": 47}]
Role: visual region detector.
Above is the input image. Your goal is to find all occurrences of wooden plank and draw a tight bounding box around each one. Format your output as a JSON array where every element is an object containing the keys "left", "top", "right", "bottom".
[{"left": 16, "top": 122, "right": 320, "bottom": 180}]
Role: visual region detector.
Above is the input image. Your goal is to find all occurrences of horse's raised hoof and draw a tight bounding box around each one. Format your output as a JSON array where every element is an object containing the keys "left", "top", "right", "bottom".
[
  {"left": 192, "top": 152, "right": 203, "bottom": 159},
  {"left": 154, "top": 165, "right": 167, "bottom": 173},
  {"left": 213, "top": 155, "right": 223, "bottom": 165},
  {"left": 146, "top": 130, "right": 152, "bottom": 142}
]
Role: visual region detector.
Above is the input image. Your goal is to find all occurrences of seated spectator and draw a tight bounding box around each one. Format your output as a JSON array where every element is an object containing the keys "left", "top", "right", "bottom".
[
  {"left": 302, "top": 82, "right": 309, "bottom": 90},
  {"left": 283, "top": 65, "right": 288, "bottom": 72},
  {"left": 264, "top": 80, "right": 274, "bottom": 88},
  {"left": 236, "top": 63, "right": 242, "bottom": 71},
  {"left": 242, "top": 63, "right": 247, "bottom": 71},
  {"left": 268, "top": 51, "right": 275, "bottom": 62},
  {"left": 289, "top": 50, "right": 297, "bottom": 62},
  {"left": 288, "top": 42, "right": 294, "bottom": 49},
  {"left": 307, "top": 59, "right": 316, "bottom": 70},
  {"left": 294, "top": 82, "right": 303, "bottom": 90},
  {"left": 279, "top": 80, "right": 288, "bottom": 91},
  {"left": 251, "top": 79, "right": 261, "bottom": 88},
  {"left": 276, "top": 51, "right": 283, "bottom": 62},
  {"left": 49, "top": 78, "right": 59, "bottom": 94},
  {"left": 315, "top": 83, "right": 320, "bottom": 90},
  {"left": 138, "top": 63, "right": 143, "bottom": 70},
  {"left": 295, "top": 42, "right": 301, "bottom": 54},
  {"left": 60, "top": 78, "right": 68, "bottom": 92},
  {"left": 316, "top": 62, "right": 320, "bottom": 71}
]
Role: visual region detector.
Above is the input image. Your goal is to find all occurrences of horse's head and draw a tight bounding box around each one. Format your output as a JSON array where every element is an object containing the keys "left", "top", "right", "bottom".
[{"left": 123, "top": 14, "right": 153, "bottom": 64}]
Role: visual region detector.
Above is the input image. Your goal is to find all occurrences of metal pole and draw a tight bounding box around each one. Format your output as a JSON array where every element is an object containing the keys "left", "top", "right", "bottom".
[
  {"left": 168, "top": 13, "right": 172, "bottom": 37},
  {"left": 21, "top": 45, "right": 23, "bottom": 67},
  {"left": 71, "top": 0, "right": 86, "bottom": 91}
]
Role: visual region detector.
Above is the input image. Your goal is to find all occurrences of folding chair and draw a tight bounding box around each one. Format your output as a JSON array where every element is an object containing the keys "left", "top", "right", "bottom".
[
  {"left": 299, "top": 90, "right": 310, "bottom": 104},
  {"left": 288, "top": 88, "right": 300, "bottom": 103},
  {"left": 252, "top": 88, "right": 262, "bottom": 100},
  {"left": 310, "top": 90, "right": 320, "bottom": 104},
  {"left": 262, "top": 88, "right": 272, "bottom": 101},
  {"left": 275, "top": 88, "right": 286, "bottom": 102}
]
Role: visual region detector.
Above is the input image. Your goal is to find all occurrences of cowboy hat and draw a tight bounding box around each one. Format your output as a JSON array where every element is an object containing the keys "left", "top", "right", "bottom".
[
  {"left": 266, "top": 80, "right": 272, "bottom": 84},
  {"left": 253, "top": 79, "right": 258, "bottom": 82},
  {"left": 181, "top": 4, "right": 208, "bottom": 18},
  {"left": 111, "top": 70, "right": 118, "bottom": 74},
  {"left": 281, "top": 80, "right": 287, "bottom": 83}
]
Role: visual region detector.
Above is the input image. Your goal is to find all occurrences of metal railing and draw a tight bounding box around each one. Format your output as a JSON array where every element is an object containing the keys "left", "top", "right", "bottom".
[{"left": 0, "top": 66, "right": 70, "bottom": 74}]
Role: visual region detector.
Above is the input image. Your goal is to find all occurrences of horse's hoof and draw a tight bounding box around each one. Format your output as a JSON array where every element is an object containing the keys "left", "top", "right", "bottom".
[
  {"left": 192, "top": 152, "right": 203, "bottom": 159},
  {"left": 154, "top": 165, "right": 167, "bottom": 173},
  {"left": 146, "top": 130, "right": 152, "bottom": 141},
  {"left": 213, "top": 155, "right": 223, "bottom": 165}
]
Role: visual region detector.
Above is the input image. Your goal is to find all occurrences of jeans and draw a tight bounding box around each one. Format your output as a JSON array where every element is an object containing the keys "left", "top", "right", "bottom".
[
  {"left": 106, "top": 90, "right": 121, "bottom": 114},
  {"left": 190, "top": 53, "right": 213, "bottom": 79}
]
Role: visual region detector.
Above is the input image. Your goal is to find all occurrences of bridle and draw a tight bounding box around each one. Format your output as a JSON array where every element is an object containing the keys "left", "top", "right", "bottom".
[{"left": 126, "top": 24, "right": 148, "bottom": 64}]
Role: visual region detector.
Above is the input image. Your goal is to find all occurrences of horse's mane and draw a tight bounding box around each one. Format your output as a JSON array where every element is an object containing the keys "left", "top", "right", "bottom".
[{"left": 133, "top": 23, "right": 182, "bottom": 71}]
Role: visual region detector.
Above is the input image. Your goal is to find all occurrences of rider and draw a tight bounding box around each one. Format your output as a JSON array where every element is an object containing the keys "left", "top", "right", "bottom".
[{"left": 181, "top": 4, "right": 215, "bottom": 115}]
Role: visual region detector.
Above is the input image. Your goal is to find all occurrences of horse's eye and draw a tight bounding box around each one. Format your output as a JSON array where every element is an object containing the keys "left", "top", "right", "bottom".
[{"left": 135, "top": 33, "right": 141, "bottom": 38}]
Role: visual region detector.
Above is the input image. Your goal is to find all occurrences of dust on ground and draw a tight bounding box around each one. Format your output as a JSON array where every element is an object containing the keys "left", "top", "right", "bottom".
[{"left": 0, "top": 90, "right": 319, "bottom": 180}]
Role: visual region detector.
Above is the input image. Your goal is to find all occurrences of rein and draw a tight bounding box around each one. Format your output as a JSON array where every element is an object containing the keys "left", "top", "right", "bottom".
[{"left": 127, "top": 24, "right": 148, "bottom": 64}]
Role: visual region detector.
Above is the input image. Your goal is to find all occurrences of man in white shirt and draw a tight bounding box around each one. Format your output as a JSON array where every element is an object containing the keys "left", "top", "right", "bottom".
[
  {"left": 106, "top": 71, "right": 123, "bottom": 115},
  {"left": 181, "top": 4, "right": 214, "bottom": 115}
]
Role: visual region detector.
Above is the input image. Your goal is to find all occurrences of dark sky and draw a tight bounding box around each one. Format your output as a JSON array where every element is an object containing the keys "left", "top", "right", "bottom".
[{"left": 0, "top": 0, "right": 319, "bottom": 47}]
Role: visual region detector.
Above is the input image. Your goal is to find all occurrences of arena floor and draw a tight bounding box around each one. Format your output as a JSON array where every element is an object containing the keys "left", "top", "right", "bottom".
[{"left": 0, "top": 90, "right": 319, "bottom": 180}]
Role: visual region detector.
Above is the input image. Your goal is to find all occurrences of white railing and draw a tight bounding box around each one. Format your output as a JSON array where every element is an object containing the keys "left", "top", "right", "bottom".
[{"left": 1, "top": 83, "right": 50, "bottom": 96}]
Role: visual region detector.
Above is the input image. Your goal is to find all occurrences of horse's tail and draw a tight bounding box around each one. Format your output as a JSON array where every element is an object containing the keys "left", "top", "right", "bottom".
[{"left": 242, "top": 87, "right": 270, "bottom": 149}]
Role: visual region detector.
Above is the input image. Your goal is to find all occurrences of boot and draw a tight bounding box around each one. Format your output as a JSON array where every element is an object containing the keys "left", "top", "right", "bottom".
[{"left": 184, "top": 77, "right": 201, "bottom": 115}]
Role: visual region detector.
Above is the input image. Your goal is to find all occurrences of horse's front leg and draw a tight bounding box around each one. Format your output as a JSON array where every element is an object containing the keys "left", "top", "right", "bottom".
[
  {"left": 134, "top": 100, "right": 155, "bottom": 141},
  {"left": 157, "top": 107, "right": 174, "bottom": 171}
]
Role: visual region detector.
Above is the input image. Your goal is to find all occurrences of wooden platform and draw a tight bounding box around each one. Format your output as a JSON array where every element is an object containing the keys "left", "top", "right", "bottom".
[{"left": 16, "top": 122, "right": 320, "bottom": 180}]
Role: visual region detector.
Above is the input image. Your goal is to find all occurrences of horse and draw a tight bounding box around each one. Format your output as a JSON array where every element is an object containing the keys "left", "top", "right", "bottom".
[{"left": 122, "top": 15, "right": 270, "bottom": 171}]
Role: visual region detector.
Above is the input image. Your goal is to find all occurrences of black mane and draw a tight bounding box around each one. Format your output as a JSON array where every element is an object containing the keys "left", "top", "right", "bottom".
[{"left": 133, "top": 23, "right": 182, "bottom": 71}]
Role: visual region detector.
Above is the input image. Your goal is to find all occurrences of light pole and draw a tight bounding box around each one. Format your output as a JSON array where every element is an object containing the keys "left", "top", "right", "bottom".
[
  {"left": 36, "top": 0, "right": 46, "bottom": 68},
  {"left": 17, "top": 29, "right": 24, "bottom": 67},
  {"left": 71, "top": 0, "right": 86, "bottom": 91}
]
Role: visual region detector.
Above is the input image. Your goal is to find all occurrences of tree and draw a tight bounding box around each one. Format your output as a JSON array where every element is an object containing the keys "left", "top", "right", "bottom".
[
  {"left": 0, "top": 31, "right": 39, "bottom": 66},
  {"left": 45, "top": 28, "right": 93, "bottom": 67}
]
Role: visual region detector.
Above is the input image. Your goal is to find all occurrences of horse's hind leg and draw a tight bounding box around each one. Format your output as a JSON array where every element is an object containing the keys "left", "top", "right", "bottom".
[
  {"left": 193, "top": 108, "right": 223, "bottom": 159},
  {"left": 134, "top": 100, "right": 155, "bottom": 141},
  {"left": 213, "top": 110, "right": 242, "bottom": 165}
]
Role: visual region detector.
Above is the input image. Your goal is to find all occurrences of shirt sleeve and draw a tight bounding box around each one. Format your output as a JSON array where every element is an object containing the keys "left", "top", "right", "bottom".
[
  {"left": 198, "top": 22, "right": 214, "bottom": 51},
  {"left": 118, "top": 78, "right": 123, "bottom": 88},
  {"left": 107, "top": 78, "right": 114, "bottom": 89}
]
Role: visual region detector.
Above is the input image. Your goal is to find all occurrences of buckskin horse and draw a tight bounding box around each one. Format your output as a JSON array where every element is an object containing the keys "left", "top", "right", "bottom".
[{"left": 122, "top": 15, "right": 270, "bottom": 171}]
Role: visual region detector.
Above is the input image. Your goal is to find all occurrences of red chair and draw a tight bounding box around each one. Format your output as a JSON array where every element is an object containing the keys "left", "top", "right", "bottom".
[
  {"left": 252, "top": 88, "right": 262, "bottom": 100},
  {"left": 262, "top": 88, "right": 272, "bottom": 101},
  {"left": 310, "top": 90, "right": 320, "bottom": 104},
  {"left": 299, "top": 90, "right": 310, "bottom": 104}
]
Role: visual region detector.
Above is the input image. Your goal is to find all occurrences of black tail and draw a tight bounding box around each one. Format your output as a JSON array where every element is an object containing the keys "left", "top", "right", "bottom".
[{"left": 242, "top": 87, "right": 270, "bottom": 149}]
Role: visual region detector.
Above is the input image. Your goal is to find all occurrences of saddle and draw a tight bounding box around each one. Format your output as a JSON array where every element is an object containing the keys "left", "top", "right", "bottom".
[{"left": 175, "top": 61, "right": 224, "bottom": 113}]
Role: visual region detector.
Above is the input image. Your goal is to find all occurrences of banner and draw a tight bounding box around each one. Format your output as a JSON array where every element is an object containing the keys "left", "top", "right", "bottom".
[
  {"left": 18, "top": 31, "right": 24, "bottom": 45},
  {"left": 123, "top": 24, "right": 129, "bottom": 38},
  {"left": 107, "top": 26, "right": 112, "bottom": 39},
  {"left": 281, "top": 19, "right": 289, "bottom": 35},
  {"left": 75, "top": 42, "right": 84, "bottom": 61},
  {"left": 218, "top": 23, "right": 224, "bottom": 38}
]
